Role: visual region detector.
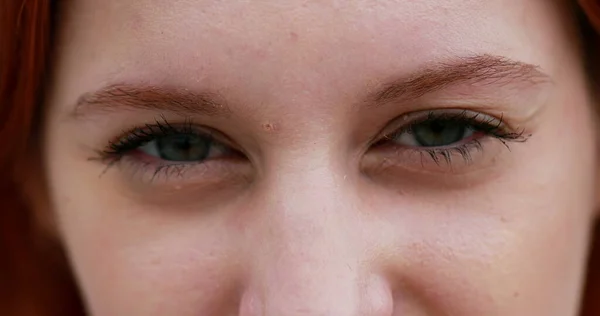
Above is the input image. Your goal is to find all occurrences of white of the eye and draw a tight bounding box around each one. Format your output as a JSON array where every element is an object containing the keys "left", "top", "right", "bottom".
[
  {"left": 139, "top": 141, "right": 161, "bottom": 157},
  {"left": 393, "top": 127, "right": 475, "bottom": 147},
  {"left": 394, "top": 131, "right": 420, "bottom": 147}
]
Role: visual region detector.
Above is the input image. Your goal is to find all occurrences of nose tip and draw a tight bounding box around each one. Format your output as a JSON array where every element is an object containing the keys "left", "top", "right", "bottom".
[{"left": 238, "top": 274, "right": 394, "bottom": 316}]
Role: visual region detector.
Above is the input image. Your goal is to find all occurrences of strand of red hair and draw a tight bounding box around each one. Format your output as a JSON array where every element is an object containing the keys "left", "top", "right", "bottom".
[{"left": 0, "top": 1, "right": 83, "bottom": 315}]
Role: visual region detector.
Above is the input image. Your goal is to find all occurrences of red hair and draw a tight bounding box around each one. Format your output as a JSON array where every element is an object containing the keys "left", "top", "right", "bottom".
[
  {"left": 0, "top": 1, "right": 83, "bottom": 315},
  {"left": 0, "top": 1, "right": 598, "bottom": 315}
]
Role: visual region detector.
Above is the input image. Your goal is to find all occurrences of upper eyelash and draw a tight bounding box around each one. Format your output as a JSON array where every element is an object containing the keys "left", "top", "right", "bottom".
[
  {"left": 382, "top": 110, "right": 528, "bottom": 142},
  {"left": 378, "top": 110, "right": 530, "bottom": 164},
  {"left": 96, "top": 117, "right": 216, "bottom": 167},
  {"left": 395, "top": 111, "right": 524, "bottom": 139},
  {"left": 91, "top": 117, "right": 220, "bottom": 179}
]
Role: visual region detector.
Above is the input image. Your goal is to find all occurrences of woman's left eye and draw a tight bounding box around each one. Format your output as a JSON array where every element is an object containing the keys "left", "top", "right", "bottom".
[
  {"left": 392, "top": 120, "right": 477, "bottom": 147},
  {"left": 366, "top": 110, "right": 528, "bottom": 171},
  {"left": 138, "top": 134, "right": 225, "bottom": 162}
]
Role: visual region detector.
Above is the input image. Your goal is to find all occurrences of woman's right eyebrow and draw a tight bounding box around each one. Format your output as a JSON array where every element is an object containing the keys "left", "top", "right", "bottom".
[
  {"left": 70, "top": 84, "right": 233, "bottom": 119},
  {"left": 69, "top": 54, "right": 552, "bottom": 120}
]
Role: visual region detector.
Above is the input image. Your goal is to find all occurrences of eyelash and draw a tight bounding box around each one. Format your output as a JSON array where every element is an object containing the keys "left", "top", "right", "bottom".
[
  {"left": 376, "top": 110, "right": 528, "bottom": 164},
  {"left": 95, "top": 111, "right": 528, "bottom": 179},
  {"left": 103, "top": 118, "right": 201, "bottom": 155},
  {"left": 95, "top": 117, "right": 229, "bottom": 179}
]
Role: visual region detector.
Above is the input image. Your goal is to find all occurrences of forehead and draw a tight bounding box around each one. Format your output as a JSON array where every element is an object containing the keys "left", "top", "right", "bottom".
[
  {"left": 61, "top": 0, "right": 568, "bottom": 47},
  {"left": 54, "top": 0, "right": 573, "bottom": 108}
]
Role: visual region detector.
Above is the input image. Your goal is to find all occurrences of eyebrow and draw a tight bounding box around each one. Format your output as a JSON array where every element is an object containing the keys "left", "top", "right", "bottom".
[
  {"left": 71, "top": 54, "right": 551, "bottom": 119},
  {"left": 369, "top": 54, "right": 552, "bottom": 105},
  {"left": 72, "top": 85, "right": 232, "bottom": 118}
]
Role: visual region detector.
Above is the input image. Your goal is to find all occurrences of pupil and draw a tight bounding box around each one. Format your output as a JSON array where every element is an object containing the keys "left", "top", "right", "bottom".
[
  {"left": 413, "top": 121, "right": 466, "bottom": 147},
  {"left": 156, "top": 135, "right": 210, "bottom": 161}
]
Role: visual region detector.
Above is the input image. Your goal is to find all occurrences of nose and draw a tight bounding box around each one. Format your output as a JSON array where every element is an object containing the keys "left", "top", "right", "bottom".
[{"left": 238, "top": 167, "right": 394, "bottom": 316}]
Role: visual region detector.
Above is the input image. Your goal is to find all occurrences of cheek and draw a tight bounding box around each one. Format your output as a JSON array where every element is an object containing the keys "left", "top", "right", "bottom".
[
  {"left": 365, "top": 99, "right": 598, "bottom": 314},
  {"left": 369, "top": 183, "right": 593, "bottom": 315},
  {"left": 55, "top": 202, "right": 245, "bottom": 315}
]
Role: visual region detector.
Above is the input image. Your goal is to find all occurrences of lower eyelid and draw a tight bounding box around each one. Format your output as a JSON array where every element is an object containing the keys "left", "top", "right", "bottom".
[
  {"left": 383, "top": 140, "right": 481, "bottom": 163},
  {"left": 364, "top": 135, "right": 512, "bottom": 176},
  {"left": 106, "top": 154, "right": 251, "bottom": 186}
]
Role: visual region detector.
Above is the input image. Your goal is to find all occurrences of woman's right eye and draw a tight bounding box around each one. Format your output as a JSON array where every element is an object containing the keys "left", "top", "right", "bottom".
[
  {"left": 99, "top": 119, "right": 240, "bottom": 176},
  {"left": 138, "top": 134, "right": 228, "bottom": 162}
]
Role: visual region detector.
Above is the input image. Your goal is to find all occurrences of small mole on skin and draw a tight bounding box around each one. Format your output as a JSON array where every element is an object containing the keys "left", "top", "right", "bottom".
[
  {"left": 513, "top": 292, "right": 520, "bottom": 298},
  {"left": 262, "top": 122, "right": 278, "bottom": 132}
]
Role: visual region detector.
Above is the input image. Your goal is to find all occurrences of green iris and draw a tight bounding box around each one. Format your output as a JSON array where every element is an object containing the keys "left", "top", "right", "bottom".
[
  {"left": 412, "top": 120, "right": 467, "bottom": 147},
  {"left": 155, "top": 134, "right": 211, "bottom": 161}
]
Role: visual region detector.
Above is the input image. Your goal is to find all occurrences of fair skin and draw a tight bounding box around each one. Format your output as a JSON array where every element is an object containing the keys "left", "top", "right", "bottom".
[{"left": 42, "top": 0, "right": 598, "bottom": 315}]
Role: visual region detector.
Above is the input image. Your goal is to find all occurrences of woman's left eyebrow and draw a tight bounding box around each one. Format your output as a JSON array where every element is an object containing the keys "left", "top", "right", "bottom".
[{"left": 367, "top": 54, "right": 553, "bottom": 106}]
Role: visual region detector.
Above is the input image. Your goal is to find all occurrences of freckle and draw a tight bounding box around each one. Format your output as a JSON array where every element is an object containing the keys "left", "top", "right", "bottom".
[
  {"left": 290, "top": 32, "right": 299, "bottom": 42},
  {"left": 513, "top": 292, "right": 520, "bottom": 298}
]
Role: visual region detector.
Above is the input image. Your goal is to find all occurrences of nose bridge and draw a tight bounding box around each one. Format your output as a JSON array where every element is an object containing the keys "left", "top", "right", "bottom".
[
  {"left": 242, "top": 166, "right": 391, "bottom": 316},
  {"left": 256, "top": 222, "right": 361, "bottom": 315}
]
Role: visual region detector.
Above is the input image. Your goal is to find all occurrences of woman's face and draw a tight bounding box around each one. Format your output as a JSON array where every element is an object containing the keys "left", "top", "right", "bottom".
[{"left": 43, "top": 0, "right": 599, "bottom": 315}]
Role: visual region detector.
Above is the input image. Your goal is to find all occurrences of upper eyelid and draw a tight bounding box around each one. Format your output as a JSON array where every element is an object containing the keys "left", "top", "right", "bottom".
[
  {"left": 375, "top": 110, "right": 506, "bottom": 139},
  {"left": 107, "top": 122, "right": 208, "bottom": 150},
  {"left": 106, "top": 120, "right": 244, "bottom": 155}
]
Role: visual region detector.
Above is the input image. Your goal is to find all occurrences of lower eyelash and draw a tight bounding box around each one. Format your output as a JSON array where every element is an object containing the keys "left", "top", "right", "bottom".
[
  {"left": 91, "top": 117, "right": 221, "bottom": 178},
  {"left": 90, "top": 152, "right": 211, "bottom": 183},
  {"left": 88, "top": 152, "right": 122, "bottom": 177},
  {"left": 418, "top": 139, "right": 484, "bottom": 165},
  {"left": 395, "top": 129, "right": 530, "bottom": 169},
  {"left": 376, "top": 110, "right": 531, "bottom": 165},
  {"left": 138, "top": 161, "right": 203, "bottom": 182}
]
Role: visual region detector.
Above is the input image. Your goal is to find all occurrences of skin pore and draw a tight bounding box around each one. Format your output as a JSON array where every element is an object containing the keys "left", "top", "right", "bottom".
[{"left": 42, "top": 0, "right": 598, "bottom": 315}]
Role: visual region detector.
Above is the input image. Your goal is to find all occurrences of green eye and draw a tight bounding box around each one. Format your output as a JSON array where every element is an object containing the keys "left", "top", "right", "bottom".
[
  {"left": 139, "top": 134, "right": 216, "bottom": 161},
  {"left": 412, "top": 120, "right": 474, "bottom": 147},
  {"left": 394, "top": 120, "right": 475, "bottom": 147}
]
